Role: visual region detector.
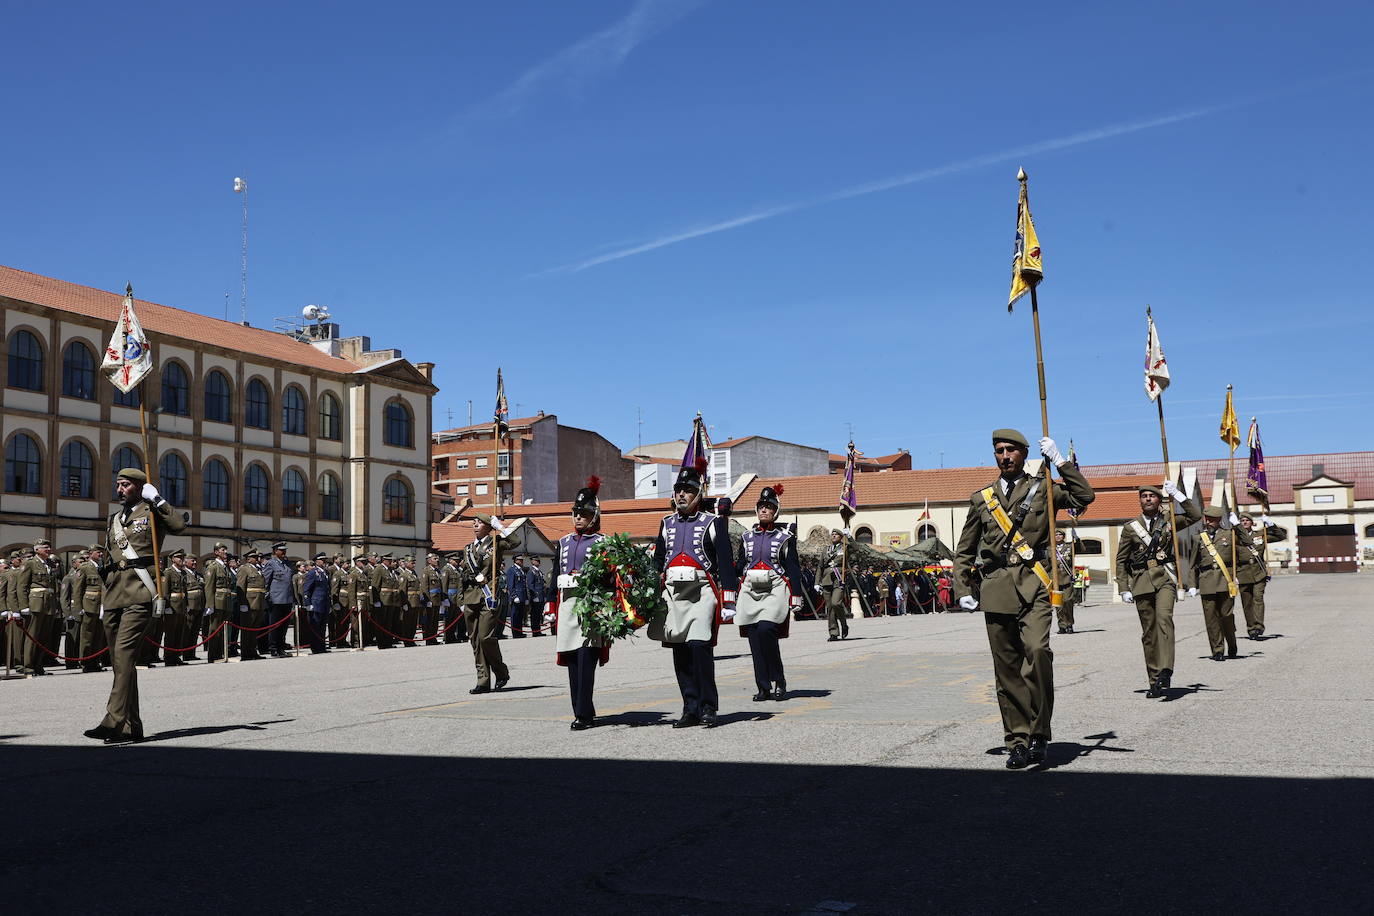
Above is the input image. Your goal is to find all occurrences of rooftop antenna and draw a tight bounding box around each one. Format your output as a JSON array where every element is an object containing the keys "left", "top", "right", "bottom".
[
  {"left": 636, "top": 405, "right": 642, "bottom": 453},
  {"left": 223, "top": 291, "right": 229, "bottom": 321},
  {"left": 233, "top": 176, "right": 249, "bottom": 324}
]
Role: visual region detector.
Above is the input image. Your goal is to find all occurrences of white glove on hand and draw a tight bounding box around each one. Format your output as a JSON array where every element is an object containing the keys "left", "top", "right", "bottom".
[
  {"left": 1039, "top": 436, "right": 1064, "bottom": 466},
  {"left": 1261, "top": 514, "right": 1274, "bottom": 526},
  {"left": 1162, "top": 480, "right": 1184, "bottom": 502},
  {"left": 1229, "top": 512, "right": 1240, "bottom": 526},
  {"left": 475, "top": 574, "right": 486, "bottom": 585},
  {"left": 1120, "top": 592, "right": 1134, "bottom": 604},
  {"left": 141, "top": 482, "right": 161, "bottom": 501},
  {"left": 203, "top": 609, "right": 213, "bottom": 617},
  {"left": 1187, "top": 587, "right": 1198, "bottom": 598},
  {"left": 958, "top": 595, "right": 979, "bottom": 611},
  {"left": 789, "top": 597, "right": 802, "bottom": 611},
  {"left": 842, "top": 527, "right": 851, "bottom": 537},
  {"left": 720, "top": 604, "right": 736, "bottom": 623}
]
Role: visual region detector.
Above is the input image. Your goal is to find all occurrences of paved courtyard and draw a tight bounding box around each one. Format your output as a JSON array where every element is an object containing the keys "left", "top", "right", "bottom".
[{"left": 4, "top": 573, "right": 1370, "bottom": 913}]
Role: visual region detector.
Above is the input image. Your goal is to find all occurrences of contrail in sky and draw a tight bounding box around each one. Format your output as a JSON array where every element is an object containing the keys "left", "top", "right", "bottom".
[
  {"left": 469, "top": 0, "right": 705, "bottom": 120},
  {"left": 550, "top": 72, "right": 1368, "bottom": 274}
]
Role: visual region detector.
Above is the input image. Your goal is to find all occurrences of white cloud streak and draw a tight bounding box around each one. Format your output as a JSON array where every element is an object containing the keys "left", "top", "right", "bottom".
[
  {"left": 470, "top": 0, "right": 704, "bottom": 121},
  {"left": 551, "top": 103, "right": 1232, "bottom": 273}
]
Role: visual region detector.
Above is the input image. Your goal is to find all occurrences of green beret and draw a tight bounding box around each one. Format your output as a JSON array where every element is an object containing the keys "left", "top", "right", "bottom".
[
  {"left": 1203, "top": 506, "right": 1225, "bottom": 520},
  {"left": 1239, "top": 512, "right": 1255, "bottom": 522},
  {"left": 473, "top": 513, "right": 493, "bottom": 526},
  {"left": 991, "top": 428, "right": 1029, "bottom": 449},
  {"left": 116, "top": 467, "right": 147, "bottom": 484},
  {"left": 1137, "top": 484, "right": 1165, "bottom": 498}
]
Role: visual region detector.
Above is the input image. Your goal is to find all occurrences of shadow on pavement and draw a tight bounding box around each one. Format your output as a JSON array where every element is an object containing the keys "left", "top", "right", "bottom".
[
  {"left": 142, "top": 719, "right": 295, "bottom": 742},
  {"left": 5, "top": 743, "right": 1368, "bottom": 913}
]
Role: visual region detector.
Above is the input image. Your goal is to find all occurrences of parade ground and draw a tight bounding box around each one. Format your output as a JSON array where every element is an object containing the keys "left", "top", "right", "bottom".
[{"left": 5, "top": 573, "right": 1370, "bottom": 914}]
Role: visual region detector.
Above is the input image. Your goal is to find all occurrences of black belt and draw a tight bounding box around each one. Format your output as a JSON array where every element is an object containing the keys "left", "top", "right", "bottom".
[{"left": 115, "top": 557, "right": 154, "bottom": 570}]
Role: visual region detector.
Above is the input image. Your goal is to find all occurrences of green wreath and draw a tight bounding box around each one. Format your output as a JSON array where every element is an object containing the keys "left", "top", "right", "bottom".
[{"left": 568, "top": 533, "right": 667, "bottom": 642}]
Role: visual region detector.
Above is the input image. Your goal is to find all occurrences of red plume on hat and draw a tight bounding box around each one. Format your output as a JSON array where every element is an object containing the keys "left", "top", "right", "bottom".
[
  {"left": 773, "top": 484, "right": 784, "bottom": 496},
  {"left": 586, "top": 475, "right": 601, "bottom": 495}
]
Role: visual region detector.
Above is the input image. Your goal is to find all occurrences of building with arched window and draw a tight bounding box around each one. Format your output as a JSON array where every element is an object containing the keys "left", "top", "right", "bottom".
[{"left": 1, "top": 265, "right": 436, "bottom": 559}]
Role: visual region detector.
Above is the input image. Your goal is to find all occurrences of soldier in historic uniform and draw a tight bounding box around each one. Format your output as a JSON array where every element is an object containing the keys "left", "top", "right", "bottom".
[
  {"left": 735, "top": 484, "right": 804, "bottom": 702},
  {"left": 441, "top": 552, "right": 465, "bottom": 643},
  {"left": 650, "top": 466, "right": 738, "bottom": 729},
  {"left": 183, "top": 553, "right": 205, "bottom": 662},
  {"left": 235, "top": 548, "right": 268, "bottom": 660},
  {"left": 400, "top": 556, "right": 423, "bottom": 646},
  {"left": 1236, "top": 513, "right": 1274, "bottom": 639},
  {"left": 420, "top": 554, "right": 444, "bottom": 646},
  {"left": 203, "top": 542, "right": 234, "bottom": 662},
  {"left": 17, "top": 539, "right": 62, "bottom": 676},
  {"left": 1192, "top": 506, "right": 1246, "bottom": 661},
  {"left": 161, "top": 549, "right": 189, "bottom": 667},
  {"left": 461, "top": 515, "right": 511, "bottom": 693},
  {"left": 816, "top": 530, "right": 850, "bottom": 640},
  {"left": 76, "top": 545, "right": 108, "bottom": 672},
  {"left": 1115, "top": 482, "right": 1202, "bottom": 696},
  {"left": 954, "top": 430, "right": 1094, "bottom": 769},
  {"left": 83, "top": 467, "right": 187, "bottom": 743},
  {"left": 552, "top": 477, "right": 609, "bottom": 729}
]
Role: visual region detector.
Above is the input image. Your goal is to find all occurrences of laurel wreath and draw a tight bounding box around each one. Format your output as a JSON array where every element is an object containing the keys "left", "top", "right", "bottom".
[{"left": 568, "top": 533, "right": 666, "bottom": 642}]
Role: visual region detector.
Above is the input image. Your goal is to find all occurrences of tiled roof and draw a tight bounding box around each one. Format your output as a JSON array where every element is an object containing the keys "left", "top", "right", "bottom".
[
  {"left": 711, "top": 436, "right": 756, "bottom": 448},
  {"left": 432, "top": 507, "right": 670, "bottom": 549},
  {"left": 1079, "top": 452, "right": 1374, "bottom": 503},
  {"left": 0, "top": 264, "right": 361, "bottom": 374},
  {"left": 433, "top": 415, "right": 548, "bottom": 437}
]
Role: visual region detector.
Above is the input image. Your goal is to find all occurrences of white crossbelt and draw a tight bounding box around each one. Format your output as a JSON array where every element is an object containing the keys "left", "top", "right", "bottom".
[{"left": 107, "top": 511, "right": 165, "bottom": 616}]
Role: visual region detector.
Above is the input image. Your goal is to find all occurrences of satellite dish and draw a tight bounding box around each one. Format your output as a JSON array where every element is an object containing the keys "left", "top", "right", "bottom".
[
  {"left": 233, "top": 177, "right": 247, "bottom": 193},
  {"left": 302, "top": 304, "right": 320, "bottom": 320}
]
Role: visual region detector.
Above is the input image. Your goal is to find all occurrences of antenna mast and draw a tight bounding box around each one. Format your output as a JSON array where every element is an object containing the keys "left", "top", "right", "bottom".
[{"left": 234, "top": 176, "right": 249, "bottom": 324}]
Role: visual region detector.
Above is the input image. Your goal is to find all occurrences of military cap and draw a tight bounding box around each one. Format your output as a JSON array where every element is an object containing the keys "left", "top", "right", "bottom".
[
  {"left": 272, "top": 541, "right": 287, "bottom": 552},
  {"left": 674, "top": 467, "right": 703, "bottom": 492},
  {"left": 116, "top": 467, "right": 148, "bottom": 484},
  {"left": 88, "top": 543, "right": 105, "bottom": 553},
  {"left": 1239, "top": 512, "right": 1255, "bottom": 522},
  {"left": 213, "top": 541, "right": 230, "bottom": 551},
  {"left": 382, "top": 552, "right": 395, "bottom": 560},
  {"left": 244, "top": 547, "right": 260, "bottom": 558},
  {"left": 757, "top": 484, "right": 783, "bottom": 510},
  {"left": 991, "top": 428, "right": 1029, "bottom": 449},
  {"left": 9, "top": 550, "right": 23, "bottom": 561},
  {"left": 314, "top": 552, "right": 328, "bottom": 561},
  {"left": 1137, "top": 484, "right": 1165, "bottom": 498},
  {"left": 1203, "top": 506, "right": 1225, "bottom": 520},
  {"left": 168, "top": 548, "right": 186, "bottom": 558},
  {"left": 33, "top": 537, "right": 51, "bottom": 548}
]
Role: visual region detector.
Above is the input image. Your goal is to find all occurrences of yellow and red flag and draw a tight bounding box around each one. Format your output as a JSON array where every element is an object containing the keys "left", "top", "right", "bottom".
[
  {"left": 1008, "top": 168, "right": 1043, "bottom": 311},
  {"left": 1219, "top": 387, "right": 1241, "bottom": 452}
]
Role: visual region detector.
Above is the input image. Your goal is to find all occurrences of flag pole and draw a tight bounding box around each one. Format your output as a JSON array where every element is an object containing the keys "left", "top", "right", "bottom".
[
  {"left": 136, "top": 380, "right": 166, "bottom": 608},
  {"left": 491, "top": 417, "right": 500, "bottom": 595},
  {"left": 1148, "top": 307, "right": 1183, "bottom": 588},
  {"left": 1028, "top": 283, "right": 1062, "bottom": 608},
  {"left": 1226, "top": 384, "right": 1238, "bottom": 580},
  {"left": 1251, "top": 416, "right": 1269, "bottom": 557}
]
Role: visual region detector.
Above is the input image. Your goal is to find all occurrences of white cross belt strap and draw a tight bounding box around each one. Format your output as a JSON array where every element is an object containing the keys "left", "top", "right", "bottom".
[{"left": 109, "top": 510, "right": 165, "bottom": 614}]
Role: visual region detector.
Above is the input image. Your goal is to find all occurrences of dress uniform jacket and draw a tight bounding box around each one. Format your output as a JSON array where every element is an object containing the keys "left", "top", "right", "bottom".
[
  {"left": 17, "top": 555, "right": 60, "bottom": 616},
  {"left": 1235, "top": 533, "right": 1268, "bottom": 585},
  {"left": 185, "top": 568, "right": 205, "bottom": 614},
  {"left": 421, "top": 565, "right": 443, "bottom": 603},
  {"left": 102, "top": 500, "right": 187, "bottom": 609},
  {"left": 164, "top": 565, "right": 188, "bottom": 615},
  {"left": 954, "top": 465, "right": 1095, "bottom": 610},
  {"left": 203, "top": 559, "right": 234, "bottom": 615},
  {"left": 236, "top": 564, "right": 268, "bottom": 613},
  {"left": 1194, "top": 527, "right": 1253, "bottom": 594},
  {"left": 1115, "top": 497, "right": 1203, "bottom": 593},
  {"left": 734, "top": 523, "right": 803, "bottom": 631},
  {"left": 649, "top": 509, "right": 738, "bottom": 646},
  {"left": 460, "top": 538, "right": 503, "bottom": 606},
  {"left": 551, "top": 532, "right": 609, "bottom": 662}
]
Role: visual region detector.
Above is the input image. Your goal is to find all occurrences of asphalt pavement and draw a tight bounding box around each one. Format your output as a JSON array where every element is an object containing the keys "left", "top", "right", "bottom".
[{"left": 3, "top": 573, "right": 1370, "bottom": 914}]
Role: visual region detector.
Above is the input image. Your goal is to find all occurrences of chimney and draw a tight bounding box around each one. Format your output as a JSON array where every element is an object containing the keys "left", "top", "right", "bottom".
[
  {"left": 416, "top": 361, "right": 435, "bottom": 381},
  {"left": 1312, "top": 463, "right": 1324, "bottom": 477}
]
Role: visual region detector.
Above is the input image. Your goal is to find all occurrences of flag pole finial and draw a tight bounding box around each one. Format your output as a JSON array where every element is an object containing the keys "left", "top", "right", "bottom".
[
  {"left": 125, "top": 283, "right": 133, "bottom": 297},
  {"left": 1146, "top": 304, "right": 1152, "bottom": 317},
  {"left": 1017, "top": 167, "right": 1027, "bottom": 182}
]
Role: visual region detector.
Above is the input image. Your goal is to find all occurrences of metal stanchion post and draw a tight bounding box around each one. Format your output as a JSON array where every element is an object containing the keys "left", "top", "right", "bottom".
[
  {"left": 294, "top": 605, "right": 302, "bottom": 657},
  {"left": 3, "top": 618, "right": 27, "bottom": 680}
]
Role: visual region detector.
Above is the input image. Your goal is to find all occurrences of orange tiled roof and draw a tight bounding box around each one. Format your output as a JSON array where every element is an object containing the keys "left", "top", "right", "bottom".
[
  {"left": 0, "top": 265, "right": 361, "bottom": 374},
  {"left": 433, "top": 415, "right": 548, "bottom": 436}
]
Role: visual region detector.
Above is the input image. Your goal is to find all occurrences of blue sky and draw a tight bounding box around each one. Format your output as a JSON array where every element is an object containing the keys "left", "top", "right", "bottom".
[{"left": 4, "top": 0, "right": 1371, "bottom": 468}]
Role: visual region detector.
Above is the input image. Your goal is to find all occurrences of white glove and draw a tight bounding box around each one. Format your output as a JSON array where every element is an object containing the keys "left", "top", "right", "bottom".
[
  {"left": 512, "top": 598, "right": 521, "bottom": 604},
  {"left": 141, "top": 482, "right": 161, "bottom": 501},
  {"left": 1261, "top": 514, "right": 1273, "bottom": 526},
  {"left": 841, "top": 527, "right": 851, "bottom": 537},
  {"left": 720, "top": 604, "right": 736, "bottom": 623},
  {"left": 1161, "top": 480, "right": 1184, "bottom": 502},
  {"left": 1038, "top": 436, "right": 1063, "bottom": 466},
  {"left": 789, "top": 596, "right": 802, "bottom": 610},
  {"left": 475, "top": 574, "right": 486, "bottom": 585},
  {"left": 1120, "top": 592, "right": 1134, "bottom": 604},
  {"left": 958, "top": 595, "right": 979, "bottom": 611},
  {"left": 1186, "top": 587, "right": 1198, "bottom": 598},
  {"left": 1227, "top": 512, "right": 1240, "bottom": 526},
  {"left": 373, "top": 602, "right": 381, "bottom": 608},
  {"left": 239, "top": 605, "right": 248, "bottom": 613},
  {"left": 203, "top": 609, "right": 213, "bottom": 617}
]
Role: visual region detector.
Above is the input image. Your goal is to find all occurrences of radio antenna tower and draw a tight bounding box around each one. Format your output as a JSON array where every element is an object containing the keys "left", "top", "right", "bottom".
[{"left": 233, "top": 176, "right": 249, "bottom": 324}]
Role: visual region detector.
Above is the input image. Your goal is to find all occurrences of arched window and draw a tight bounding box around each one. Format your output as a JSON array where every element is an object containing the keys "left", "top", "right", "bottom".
[
  {"left": 62, "top": 341, "right": 97, "bottom": 399},
  {"left": 113, "top": 385, "right": 140, "bottom": 408},
  {"left": 854, "top": 526, "right": 874, "bottom": 545},
  {"left": 384, "top": 399, "right": 413, "bottom": 448},
  {"left": 1075, "top": 538, "right": 1104, "bottom": 556},
  {"left": 383, "top": 476, "right": 412, "bottom": 524},
  {"left": 203, "top": 458, "right": 231, "bottom": 511},
  {"left": 110, "top": 445, "right": 143, "bottom": 499},
  {"left": 7, "top": 330, "right": 44, "bottom": 390},
  {"left": 319, "top": 472, "right": 342, "bottom": 521},
  {"left": 282, "top": 385, "right": 307, "bottom": 435},
  {"left": 244, "top": 464, "right": 270, "bottom": 514},
  {"left": 4, "top": 432, "right": 42, "bottom": 494},
  {"left": 245, "top": 378, "right": 271, "bottom": 430},
  {"left": 60, "top": 440, "right": 94, "bottom": 498},
  {"left": 917, "top": 524, "right": 938, "bottom": 542},
  {"left": 158, "top": 453, "right": 189, "bottom": 507},
  {"left": 282, "top": 468, "right": 306, "bottom": 518},
  {"left": 161, "top": 361, "right": 190, "bottom": 415},
  {"left": 808, "top": 526, "right": 827, "bottom": 541},
  {"left": 319, "top": 392, "right": 342, "bottom": 441},
  {"left": 204, "top": 370, "right": 232, "bottom": 423},
  {"left": 1365, "top": 524, "right": 1374, "bottom": 539}
]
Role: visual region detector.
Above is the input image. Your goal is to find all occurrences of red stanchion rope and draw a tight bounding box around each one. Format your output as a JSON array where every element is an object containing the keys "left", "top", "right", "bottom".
[
  {"left": 231, "top": 611, "right": 295, "bottom": 634},
  {"left": 9, "top": 619, "right": 110, "bottom": 663},
  {"left": 362, "top": 607, "right": 467, "bottom": 643},
  {"left": 142, "top": 620, "right": 229, "bottom": 653}
]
